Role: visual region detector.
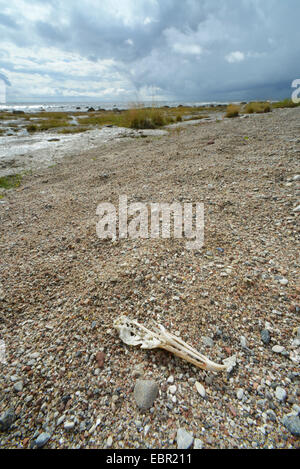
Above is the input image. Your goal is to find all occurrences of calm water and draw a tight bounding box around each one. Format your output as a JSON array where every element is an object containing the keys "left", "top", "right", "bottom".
[{"left": 0, "top": 100, "right": 231, "bottom": 114}]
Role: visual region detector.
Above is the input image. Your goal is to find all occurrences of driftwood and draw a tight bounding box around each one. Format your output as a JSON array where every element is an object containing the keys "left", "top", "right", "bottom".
[{"left": 114, "top": 316, "right": 236, "bottom": 373}]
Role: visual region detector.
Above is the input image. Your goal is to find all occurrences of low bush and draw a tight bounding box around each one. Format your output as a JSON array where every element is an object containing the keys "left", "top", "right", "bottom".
[
  {"left": 245, "top": 102, "right": 271, "bottom": 114},
  {"left": 127, "top": 108, "right": 167, "bottom": 129},
  {"left": 272, "top": 98, "right": 300, "bottom": 109},
  {"left": 225, "top": 104, "right": 240, "bottom": 118}
]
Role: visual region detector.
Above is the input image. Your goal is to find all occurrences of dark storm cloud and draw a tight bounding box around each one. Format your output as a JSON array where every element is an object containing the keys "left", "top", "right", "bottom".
[{"left": 0, "top": 0, "right": 299, "bottom": 101}]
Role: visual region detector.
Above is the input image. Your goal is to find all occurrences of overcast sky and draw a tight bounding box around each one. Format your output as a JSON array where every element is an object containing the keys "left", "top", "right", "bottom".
[{"left": 0, "top": 0, "right": 299, "bottom": 103}]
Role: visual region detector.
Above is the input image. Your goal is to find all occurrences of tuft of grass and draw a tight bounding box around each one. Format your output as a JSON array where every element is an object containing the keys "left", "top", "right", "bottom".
[
  {"left": 272, "top": 98, "right": 300, "bottom": 109},
  {"left": 37, "top": 119, "right": 71, "bottom": 131},
  {"left": 26, "top": 124, "right": 38, "bottom": 133},
  {"left": 0, "top": 173, "right": 22, "bottom": 190},
  {"left": 225, "top": 104, "right": 240, "bottom": 118},
  {"left": 127, "top": 108, "right": 168, "bottom": 129},
  {"left": 244, "top": 102, "right": 271, "bottom": 114},
  {"left": 57, "top": 127, "right": 90, "bottom": 134}
]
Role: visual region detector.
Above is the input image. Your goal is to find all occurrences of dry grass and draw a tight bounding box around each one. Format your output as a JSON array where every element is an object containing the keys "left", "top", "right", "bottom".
[
  {"left": 225, "top": 104, "right": 240, "bottom": 118},
  {"left": 244, "top": 102, "right": 271, "bottom": 114},
  {"left": 127, "top": 107, "right": 169, "bottom": 129},
  {"left": 272, "top": 98, "right": 300, "bottom": 109}
]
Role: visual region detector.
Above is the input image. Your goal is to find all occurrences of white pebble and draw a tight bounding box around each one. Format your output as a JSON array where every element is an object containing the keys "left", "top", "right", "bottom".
[
  {"left": 168, "top": 385, "right": 177, "bottom": 395},
  {"left": 272, "top": 345, "right": 285, "bottom": 354},
  {"left": 64, "top": 421, "right": 75, "bottom": 431},
  {"left": 279, "top": 278, "right": 288, "bottom": 286},
  {"left": 275, "top": 386, "right": 287, "bottom": 402},
  {"left": 195, "top": 381, "right": 206, "bottom": 398}
]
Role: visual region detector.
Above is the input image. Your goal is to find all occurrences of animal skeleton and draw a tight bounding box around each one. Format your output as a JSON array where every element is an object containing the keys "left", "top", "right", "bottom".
[{"left": 114, "top": 316, "right": 236, "bottom": 373}]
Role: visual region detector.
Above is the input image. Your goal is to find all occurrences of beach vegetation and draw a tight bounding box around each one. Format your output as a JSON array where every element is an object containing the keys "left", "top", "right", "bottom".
[
  {"left": 0, "top": 173, "right": 22, "bottom": 190},
  {"left": 244, "top": 102, "right": 271, "bottom": 114},
  {"left": 272, "top": 98, "right": 300, "bottom": 109},
  {"left": 26, "top": 124, "right": 38, "bottom": 133},
  {"left": 57, "top": 127, "right": 90, "bottom": 134},
  {"left": 225, "top": 104, "right": 240, "bottom": 118}
]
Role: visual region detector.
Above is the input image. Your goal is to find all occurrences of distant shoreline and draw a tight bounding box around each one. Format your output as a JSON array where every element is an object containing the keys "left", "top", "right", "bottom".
[{"left": 0, "top": 99, "right": 276, "bottom": 114}]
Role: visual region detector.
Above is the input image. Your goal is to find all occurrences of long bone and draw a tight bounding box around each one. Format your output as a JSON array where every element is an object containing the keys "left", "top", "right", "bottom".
[{"left": 114, "top": 316, "right": 236, "bottom": 373}]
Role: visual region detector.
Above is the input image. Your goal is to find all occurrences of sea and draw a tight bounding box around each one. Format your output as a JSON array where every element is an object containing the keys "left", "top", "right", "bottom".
[{"left": 0, "top": 100, "right": 231, "bottom": 114}]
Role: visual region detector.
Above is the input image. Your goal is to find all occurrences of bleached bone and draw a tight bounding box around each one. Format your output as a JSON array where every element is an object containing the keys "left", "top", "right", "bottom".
[{"left": 114, "top": 316, "right": 236, "bottom": 373}]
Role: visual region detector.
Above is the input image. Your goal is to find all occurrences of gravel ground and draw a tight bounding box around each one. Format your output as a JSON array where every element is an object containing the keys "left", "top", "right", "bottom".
[{"left": 0, "top": 107, "right": 299, "bottom": 449}]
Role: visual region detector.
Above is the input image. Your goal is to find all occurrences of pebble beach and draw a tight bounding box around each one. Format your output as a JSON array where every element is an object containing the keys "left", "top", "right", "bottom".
[{"left": 0, "top": 106, "right": 299, "bottom": 449}]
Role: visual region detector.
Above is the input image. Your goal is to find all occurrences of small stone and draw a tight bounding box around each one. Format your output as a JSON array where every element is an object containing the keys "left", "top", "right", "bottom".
[
  {"left": 167, "top": 375, "right": 174, "bottom": 384},
  {"left": 0, "top": 408, "right": 15, "bottom": 432},
  {"left": 279, "top": 278, "right": 289, "bottom": 286},
  {"left": 134, "top": 380, "right": 159, "bottom": 410},
  {"left": 261, "top": 329, "right": 271, "bottom": 345},
  {"left": 201, "top": 336, "right": 214, "bottom": 347},
  {"left": 168, "top": 385, "right": 177, "bottom": 395},
  {"left": 13, "top": 381, "right": 23, "bottom": 393},
  {"left": 176, "top": 428, "right": 194, "bottom": 449},
  {"left": 35, "top": 432, "right": 51, "bottom": 448},
  {"left": 282, "top": 415, "right": 300, "bottom": 437},
  {"left": 106, "top": 436, "right": 113, "bottom": 447},
  {"left": 56, "top": 415, "right": 65, "bottom": 426},
  {"left": 266, "top": 409, "right": 277, "bottom": 422},
  {"left": 272, "top": 345, "right": 285, "bottom": 354},
  {"left": 293, "top": 205, "right": 300, "bottom": 213},
  {"left": 64, "top": 421, "right": 75, "bottom": 431},
  {"left": 275, "top": 386, "right": 287, "bottom": 402},
  {"left": 240, "top": 336, "right": 248, "bottom": 349},
  {"left": 194, "top": 438, "right": 204, "bottom": 449},
  {"left": 10, "top": 375, "right": 19, "bottom": 382},
  {"left": 95, "top": 351, "right": 105, "bottom": 368},
  {"left": 236, "top": 389, "right": 244, "bottom": 401},
  {"left": 195, "top": 382, "right": 206, "bottom": 398}
]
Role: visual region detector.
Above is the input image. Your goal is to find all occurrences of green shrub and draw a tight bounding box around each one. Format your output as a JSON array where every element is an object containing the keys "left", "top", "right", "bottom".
[{"left": 0, "top": 174, "right": 22, "bottom": 190}]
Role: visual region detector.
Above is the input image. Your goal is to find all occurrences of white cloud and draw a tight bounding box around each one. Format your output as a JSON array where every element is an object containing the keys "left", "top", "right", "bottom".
[
  {"left": 173, "top": 43, "right": 203, "bottom": 55},
  {"left": 225, "top": 51, "right": 245, "bottom": 63}
]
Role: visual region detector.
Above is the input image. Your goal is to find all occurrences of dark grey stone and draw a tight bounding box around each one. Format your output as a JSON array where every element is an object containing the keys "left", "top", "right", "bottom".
[
  {"left": 35, "top": 432, "right": 51, "bottom": 448},
  {"left": 134, "top": 380, "right": 159, "bottom": 410},
  {"left": 0, "top": 408, "right": 15, "bottom": 432},
  {"left": 282, "top": 415, "right": 300, "bottom": 437},
  {"left": 261, "top": 329, "right": 271, "bottom": 345}
]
